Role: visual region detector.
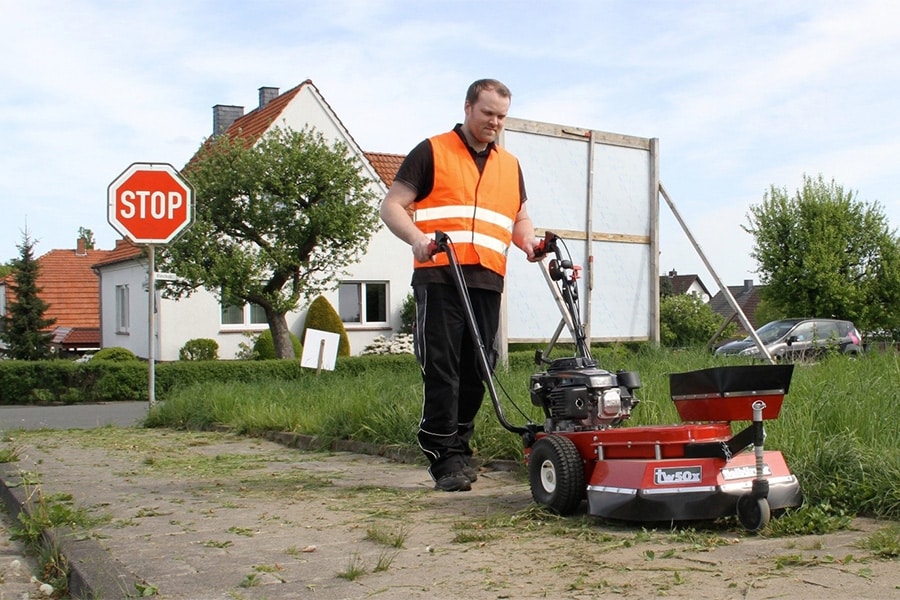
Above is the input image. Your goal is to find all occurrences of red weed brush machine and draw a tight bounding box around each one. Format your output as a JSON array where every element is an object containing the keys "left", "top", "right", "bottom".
[{"left": 431, "top": 231, "right": 802, "bottom": 531}]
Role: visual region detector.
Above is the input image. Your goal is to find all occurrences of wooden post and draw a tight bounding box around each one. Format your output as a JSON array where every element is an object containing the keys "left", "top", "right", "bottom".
[{"left": 316, "top": 338, "right": 326, "bottom": 375}]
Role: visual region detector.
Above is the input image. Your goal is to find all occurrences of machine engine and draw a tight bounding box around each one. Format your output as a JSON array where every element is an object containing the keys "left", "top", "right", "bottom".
[{"left": 531, "top": 356, "right": 641, "bottom": 432}]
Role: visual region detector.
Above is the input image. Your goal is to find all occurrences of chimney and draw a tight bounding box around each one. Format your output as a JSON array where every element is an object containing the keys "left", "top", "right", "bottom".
[
  {"left": 212, "top": 104, "right": 244, "bottom": 137},
  {"left": 76, "top": 237, "right": 87, "bottom": 256},
  {"left": 668, "top": 269, "right": 677, "bottom": 277},
  {"left": 259, "top": 87, "right": 279, "bottom": 109},
  {"left": 744, "top": 279, "right": 754, "bottom": 291}
]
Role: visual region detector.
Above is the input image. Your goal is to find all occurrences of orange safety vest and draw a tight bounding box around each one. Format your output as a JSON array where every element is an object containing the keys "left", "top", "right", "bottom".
[{"left": 413, "top": 131, "right": 521, "bottom": 277}]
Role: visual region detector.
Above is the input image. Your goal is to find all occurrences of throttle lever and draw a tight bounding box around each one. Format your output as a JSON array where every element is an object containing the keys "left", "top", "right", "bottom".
[{"left": 532, "top": 231, "right": 558, "bottom": 260}]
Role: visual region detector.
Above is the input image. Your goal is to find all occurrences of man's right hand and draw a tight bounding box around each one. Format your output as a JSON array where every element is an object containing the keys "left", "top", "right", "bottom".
[{"left": 412, "top": 237, "right": 435, "bottom": 263}]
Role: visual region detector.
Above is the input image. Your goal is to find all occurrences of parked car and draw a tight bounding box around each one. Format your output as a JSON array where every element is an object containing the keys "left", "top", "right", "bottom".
[{"left": 714, "top": 318, "right": 863, "bottom": 360}]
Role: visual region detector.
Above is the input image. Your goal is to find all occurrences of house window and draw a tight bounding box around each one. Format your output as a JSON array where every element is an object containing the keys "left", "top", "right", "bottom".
[
  {"left": 115, "top": 284, "right": 129, "bottom": 333},
  {"left": 220, "top": 294, "right": 267, "bottom": 328},
  {"left": 339, "top": 282, "right": 387, "bottom": 326}
]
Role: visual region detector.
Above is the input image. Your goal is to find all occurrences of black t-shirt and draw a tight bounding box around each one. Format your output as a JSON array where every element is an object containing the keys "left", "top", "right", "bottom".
[{"left": 395, "top": 125, "right": 527, "bottom": 292}]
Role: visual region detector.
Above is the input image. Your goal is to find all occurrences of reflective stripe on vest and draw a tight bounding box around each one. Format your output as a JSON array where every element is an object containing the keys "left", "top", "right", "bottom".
[{"left": 413, "top": 131, "right": 520, "bottom": 276}]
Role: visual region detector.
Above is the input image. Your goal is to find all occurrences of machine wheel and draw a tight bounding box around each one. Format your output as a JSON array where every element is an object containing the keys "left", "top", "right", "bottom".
[
  {"left": 528, "top": 435, "right": 585, "bottom": 515},
  {"left": 737, "top": 494, "right": 771, "bottom": 532}
]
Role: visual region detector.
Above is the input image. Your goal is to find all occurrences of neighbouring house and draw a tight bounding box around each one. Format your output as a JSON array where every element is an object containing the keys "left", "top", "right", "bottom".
[
  {"left": 94, "top": 81, "right": 413, "bottom": 360},
  {"left": 708, "top": 279, "right": 765, "bottom": 333},
  {"left": 0, "top": 237, "right": 115, "bottom": 356},
  {"left": 660, "top": 270, "right": 711, "bottom": 303}
]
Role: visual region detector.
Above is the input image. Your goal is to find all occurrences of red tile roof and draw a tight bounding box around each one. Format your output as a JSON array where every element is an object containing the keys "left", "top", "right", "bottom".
[
  {"left": 91, "top": 238, "right": 144, "bottom": 269},
  {"left": 365, "top": 152, "right": 405, "bottom": 187},
  {"left": 224, "top": 81, "right": 308, "bottom": 146},
  {"left": 30, "top": 247, "right": 112, "bottom": 330},
  {"left": 1, "top": 241, "right": 127, "bottom": 348},
  {"left": 50, "top": 326, "right": 101, "bottom": 350}
]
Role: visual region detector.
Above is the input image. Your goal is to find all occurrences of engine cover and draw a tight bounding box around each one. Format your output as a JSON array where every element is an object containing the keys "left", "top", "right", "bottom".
[{"left": 531, "top": 357, "right": 640, "bottom": 432}]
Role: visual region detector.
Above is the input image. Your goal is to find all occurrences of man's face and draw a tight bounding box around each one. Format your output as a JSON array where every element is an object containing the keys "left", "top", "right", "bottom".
[{"left": 463, "top": 88, "right": 510, "bottom": 146}]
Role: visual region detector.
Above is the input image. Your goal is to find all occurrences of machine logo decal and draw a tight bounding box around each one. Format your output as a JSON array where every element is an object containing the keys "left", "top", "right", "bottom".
[
  {"left": 721, "top": 464, "right": 772, "bottom": 480},
  {"left": 654, "top": 466, "right": 702, "bottom": 485}
]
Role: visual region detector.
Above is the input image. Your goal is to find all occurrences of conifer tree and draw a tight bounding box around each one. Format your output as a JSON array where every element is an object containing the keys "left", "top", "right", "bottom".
[{"left": 1, "top": 231, "right": 56, "bottom": 360}]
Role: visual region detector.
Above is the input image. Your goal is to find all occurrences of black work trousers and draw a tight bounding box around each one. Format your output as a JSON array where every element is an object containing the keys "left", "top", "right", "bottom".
[{"left": 413, "top": 282, "right": 500, "bottom": 480}]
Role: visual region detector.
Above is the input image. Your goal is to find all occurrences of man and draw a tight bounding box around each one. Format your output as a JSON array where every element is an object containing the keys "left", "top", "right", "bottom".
[{"left": 380, "top": 78, "right": 540, "bottom": 492}]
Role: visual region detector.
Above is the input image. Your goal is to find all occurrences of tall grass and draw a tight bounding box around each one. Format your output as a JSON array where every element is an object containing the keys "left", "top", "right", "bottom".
[{"left": 146, "top": 346, "right": 900, "bottom": 520}]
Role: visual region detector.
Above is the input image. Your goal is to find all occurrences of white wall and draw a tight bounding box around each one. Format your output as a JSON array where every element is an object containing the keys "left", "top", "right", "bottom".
[
  {"left": 279, "top": 85, "right": 413, "bottom": 355},
  {"left": 320, "top": 226, "right": 413, "bottom": 356},
  {"left": 98, "top": 260, "right": 154, "bottom": 357},
  {"left": 99, "top": 221, "right": 413, "bottom": 360}
]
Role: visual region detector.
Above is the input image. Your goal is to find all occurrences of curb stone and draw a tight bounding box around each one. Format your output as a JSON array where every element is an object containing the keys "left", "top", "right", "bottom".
[{"left": 0, "top": 461, "right": 141, "bottom": 599}]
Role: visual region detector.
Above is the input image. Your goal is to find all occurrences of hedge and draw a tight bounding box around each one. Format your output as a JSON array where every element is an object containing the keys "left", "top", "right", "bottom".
[{"left": 0, "top": 355, "right": 419, "bottom": 405}]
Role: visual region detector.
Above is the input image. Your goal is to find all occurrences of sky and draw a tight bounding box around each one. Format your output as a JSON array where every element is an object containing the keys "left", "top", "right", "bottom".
[{"left": 2, "top": 0, "right": 899, "bottom": 290}]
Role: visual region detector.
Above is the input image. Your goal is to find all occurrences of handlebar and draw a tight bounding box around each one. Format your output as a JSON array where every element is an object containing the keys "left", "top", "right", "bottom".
[
  {"left": 430, "top": 230, "right": 564, "bottom": 264},
  {"left": 427, "top": 231, "right": 452, "bottom": 258},
  {"left": 532, "top": 231, "right": 559, "bottom": 260}
]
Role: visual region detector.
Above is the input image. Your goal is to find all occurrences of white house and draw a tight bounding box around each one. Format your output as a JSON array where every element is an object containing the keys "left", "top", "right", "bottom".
[
  {"left": 660, "top": 270, "right": 712, "bottom": 303},
  {"left": 95, "top": 81, "right": 413, "bottom": 360},
  {"left": 96, "top": 81, "right": 668, "bottom": 360}
]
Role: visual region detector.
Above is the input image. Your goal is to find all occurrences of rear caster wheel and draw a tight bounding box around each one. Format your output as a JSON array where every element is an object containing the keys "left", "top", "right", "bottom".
[
  {"left": 528, "top": 435, "right": 584, "bottom": 515},
  {"left": 737, "top": 494, "right": 771, "bottom": 532}
]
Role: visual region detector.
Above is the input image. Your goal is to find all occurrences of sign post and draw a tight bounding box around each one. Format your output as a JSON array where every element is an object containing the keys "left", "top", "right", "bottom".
[{"left": 108, "top": 163, "right": 195, "bottom": 407}]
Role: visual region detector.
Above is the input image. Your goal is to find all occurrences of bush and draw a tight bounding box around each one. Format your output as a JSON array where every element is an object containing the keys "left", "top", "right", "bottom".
[
  {"left": 91, "top": 347, "right": 139, "bottom": 362},
  {"left": 253, "top": 329, "right": 303, "bottom": 360},
  {"left": 302, "top": 296, "right": 351, "bottom": 357},
  {"left": 400, "top": 293, "right": 416, "bottom": 334},
  {"left": 0, "top": 358, "right": 317, "bottom": 404},
  {"left": 85, "top": 361, "right": 148, "bottom": 402},
  {"left": 179, "top": 338, "right": 219, "bottom": 361},
  {"left": 660, "top": 295, "right": 737, "bottom": 348},
  {"left": 0, "top": 360, "right": 78, "bottom": 404}
]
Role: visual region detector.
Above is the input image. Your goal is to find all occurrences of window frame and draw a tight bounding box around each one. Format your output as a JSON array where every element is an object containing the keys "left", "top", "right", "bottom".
[
  {"left": 115, "top": 284, "right": 130, "bottom": 334},
  {"left": 338, "top": 281, "right": 389, "bottom": 328},
  {"left": 219, "top": 293, "right": 268, "bottom": 331}
]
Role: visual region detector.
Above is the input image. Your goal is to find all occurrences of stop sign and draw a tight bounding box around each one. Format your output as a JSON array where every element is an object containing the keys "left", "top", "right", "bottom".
[{"left": 107, "top": 163, "right": 194, "bottom": 244}]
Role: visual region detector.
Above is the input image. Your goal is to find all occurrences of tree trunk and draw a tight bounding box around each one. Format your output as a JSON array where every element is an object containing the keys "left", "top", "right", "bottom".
[{"left": 267, "top": 312, "right": 296, "bottom": 359}]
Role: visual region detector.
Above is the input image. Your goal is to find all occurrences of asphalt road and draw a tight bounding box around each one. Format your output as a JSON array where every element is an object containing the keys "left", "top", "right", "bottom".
[{"left": 0, "top": 401, "right": 149, "bottom": 431}]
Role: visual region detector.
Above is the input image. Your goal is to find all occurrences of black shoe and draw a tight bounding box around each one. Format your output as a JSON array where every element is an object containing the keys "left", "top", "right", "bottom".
[
  {"left": 462, "top": 465, "right": 479, "bottom": 483},
  {"left": 434, "top": 472, "right": 472, "bottom": 492}
]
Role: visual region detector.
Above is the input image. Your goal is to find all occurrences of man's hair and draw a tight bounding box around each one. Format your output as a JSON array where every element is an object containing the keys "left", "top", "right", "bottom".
[{"left": 466, "top": 79, "right": 511, "bottom": 105}]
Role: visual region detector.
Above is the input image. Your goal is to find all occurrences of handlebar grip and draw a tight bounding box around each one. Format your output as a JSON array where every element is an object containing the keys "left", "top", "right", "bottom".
[{"left": 532, "top": 231, "right": 557, "bottom": 259}]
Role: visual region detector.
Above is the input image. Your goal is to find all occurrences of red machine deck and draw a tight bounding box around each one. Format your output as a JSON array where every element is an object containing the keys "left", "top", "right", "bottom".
[{"left": 579, "top": 423, "right": 732, "bottom": 460}]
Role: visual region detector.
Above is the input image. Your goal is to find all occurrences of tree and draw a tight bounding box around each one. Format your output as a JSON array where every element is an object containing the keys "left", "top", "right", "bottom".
[
  {"left": 659, "top": 294, "right": 729, "bottom": 347},
  {"left": 0, "top": 261, "right": 12, "bottom": 280},
  {"left": 0, "top": 231, "right": 56, "bottom": 359},
  {"left": 77, "top": 227, "right": 95, "bottom": 249},
  {"left": 161, "top": 126, "right": 380, "bottom": 359},
  {"left": 744, "top": 174, "right": 900, "bottom": 333},
  {"left": 302, "top": 295, "right": 351, "bottom": 357}
]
